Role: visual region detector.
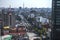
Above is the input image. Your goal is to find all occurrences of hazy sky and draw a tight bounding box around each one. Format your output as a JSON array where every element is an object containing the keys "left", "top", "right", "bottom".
[{"left": 0, "top": 0, "right": 52, "bottom": 8}]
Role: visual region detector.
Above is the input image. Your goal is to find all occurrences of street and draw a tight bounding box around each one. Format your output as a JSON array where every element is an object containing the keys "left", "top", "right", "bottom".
[{"left": 0, "top": 7, "right": 52, "bottom": 40}]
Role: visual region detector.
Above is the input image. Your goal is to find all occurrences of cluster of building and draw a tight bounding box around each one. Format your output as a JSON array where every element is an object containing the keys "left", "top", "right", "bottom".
[
  {"left": 0, "top": 7, "right": 51, "bottom": 28},
  {"left": 0, "top": 8, "right": 17, "bottom": 28}
]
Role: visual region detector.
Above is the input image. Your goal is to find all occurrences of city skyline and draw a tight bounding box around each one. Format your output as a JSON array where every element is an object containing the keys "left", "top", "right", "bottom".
[{"left": 0, "top": 0, "right": 52, "bottom": 8}]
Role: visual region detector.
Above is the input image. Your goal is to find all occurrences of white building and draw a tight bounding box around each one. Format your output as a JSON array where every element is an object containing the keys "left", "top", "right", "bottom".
[
  {"left": 36, "top": 16, "right": 49, "bottom": 24},
  {"left": 27, "top": 32, "right": 40, "bottom": 40}
]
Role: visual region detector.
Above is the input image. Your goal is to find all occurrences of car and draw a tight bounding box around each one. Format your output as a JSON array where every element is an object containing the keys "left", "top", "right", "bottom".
[
  {"left": 32, "top": 37, "right": 40, "bottom": 40},
  {"left": 3, "top": 26, "right": 10, "bottom": 30}
]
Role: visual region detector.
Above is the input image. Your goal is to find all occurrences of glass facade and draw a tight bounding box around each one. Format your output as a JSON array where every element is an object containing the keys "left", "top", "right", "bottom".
[
  {"left": 57, "top": 4, "right": 60, "bottom": 6},
  {"left": 52, "top": 0, "right": 60, "bottom": 40},
  {"left": 57, "top": 1, "right": 60, "bottom": 3},
  {"left": 53, "top": 0, "right": 60, "bottom": 25}
]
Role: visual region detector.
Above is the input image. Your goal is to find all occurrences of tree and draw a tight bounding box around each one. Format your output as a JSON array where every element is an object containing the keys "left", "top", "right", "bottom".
[
  {"left": 16, "top": 15, "right": 21, "bottom": 21},
  {"left": 40, "top": 13, "right": 46, "bottom": 17}
]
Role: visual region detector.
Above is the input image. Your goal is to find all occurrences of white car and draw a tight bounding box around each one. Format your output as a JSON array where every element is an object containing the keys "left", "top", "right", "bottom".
[{"left": 30, "top": 37, "right": 40, "bottom": 40}]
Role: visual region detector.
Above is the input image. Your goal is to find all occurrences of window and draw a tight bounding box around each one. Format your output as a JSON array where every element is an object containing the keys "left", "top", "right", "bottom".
[
  {"left": 57, "top": 1, "right": 60, "bottom": 3},
  {"left": 56, "top": 21, "right": 60, "bottom": 23},
  {"left": 56, "top": 15, "right": 60, "bottom": 17},
  {"left": 57, "top": 4, "right": 60, "bottom": 6},
  {"left": 56, "top": 17, "right": 60, "bottom": 19},
  {"left": 56, "top": 23, "right": 60, "bottom": 25}
]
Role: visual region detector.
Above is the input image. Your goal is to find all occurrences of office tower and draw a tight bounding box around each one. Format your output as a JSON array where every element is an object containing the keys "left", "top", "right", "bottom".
[
  {"left": 8, "top": 9, "right": 16, "bottom": 27},
  {"left": 2, "top": 9, "right": 9, "bottom": 26},
  {"left": 2, "top": 8, "right": 16, "bottom": 27},
  {"left": 52, "top": 0, "right": 60, "bottom": 40}
]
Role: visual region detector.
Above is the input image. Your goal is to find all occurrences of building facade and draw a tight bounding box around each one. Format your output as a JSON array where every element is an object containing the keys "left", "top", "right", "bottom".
[
  {"left": 52, "top": 0, "right": 60, "bottom": 40},
  {"left": 2, "top": 9, "right": 9, "bottom": 26},
  {"left": 2, "top": 8, "right": 16, "bottom": 27}
]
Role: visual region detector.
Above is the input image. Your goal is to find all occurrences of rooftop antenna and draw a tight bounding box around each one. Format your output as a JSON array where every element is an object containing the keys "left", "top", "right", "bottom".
[
  {"left": 9, "top": 5, "right": 11, "bottom": 11},
  {"left": 23, "top": 2, "right": 24, "bottom": 9},
  {"left": 9, "top": 5, "right": 11, "bottom": 8}
]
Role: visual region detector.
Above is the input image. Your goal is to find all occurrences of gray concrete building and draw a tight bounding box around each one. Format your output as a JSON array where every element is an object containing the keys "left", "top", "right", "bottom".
[{"left": 2, "top": 8, "right": 16, "bottom": 27}]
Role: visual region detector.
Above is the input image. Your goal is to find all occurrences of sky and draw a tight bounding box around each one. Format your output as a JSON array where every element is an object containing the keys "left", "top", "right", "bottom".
[{"left": 0, "top": 0, "right": 52, "bottom": 8}]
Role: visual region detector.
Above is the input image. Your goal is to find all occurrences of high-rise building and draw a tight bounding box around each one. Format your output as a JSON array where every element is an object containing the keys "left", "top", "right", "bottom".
[
  {"left": 2, "top": 8, "right": 16, "bottom": 27},
  {"left": 0, "top": 9, "right": 2, "bottom": 18},
  {"left": 52, "top": 0, "right": 60, "bottom": 40},
  {"left": 8, "top": 9, "right": 16, "bottom": 27},
  {"left": 2, "top": 9, "right": 9, "bottom": 26}
]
